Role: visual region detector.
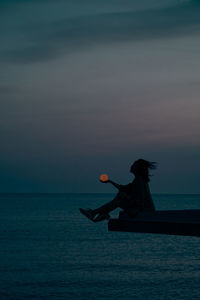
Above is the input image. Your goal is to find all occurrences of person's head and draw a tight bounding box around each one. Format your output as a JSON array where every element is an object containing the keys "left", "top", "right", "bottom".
[{"left": 130, "top": 159, "right": 157, "bottom": 182}]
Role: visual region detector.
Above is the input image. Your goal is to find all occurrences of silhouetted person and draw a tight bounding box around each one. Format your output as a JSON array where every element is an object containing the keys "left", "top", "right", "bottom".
[{"left": 80, "top": 159, "right": 156, "bottom": 222}]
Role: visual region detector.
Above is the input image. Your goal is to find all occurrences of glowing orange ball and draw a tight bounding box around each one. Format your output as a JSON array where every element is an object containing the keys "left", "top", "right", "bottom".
[{"left": 100, "top": 174, "right": 109, "bottom": 182}]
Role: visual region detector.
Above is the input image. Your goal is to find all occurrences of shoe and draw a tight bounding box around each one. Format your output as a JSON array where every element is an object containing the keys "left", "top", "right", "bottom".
[
  {"left": 93, "top": 213, "right": 110, "bottom": 222},
  {"left": 79, "top": 208, "right": 95, "bottom": 221}
]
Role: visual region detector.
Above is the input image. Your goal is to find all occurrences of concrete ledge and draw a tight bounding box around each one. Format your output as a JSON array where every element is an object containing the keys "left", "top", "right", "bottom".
[{"left": 108, "top": 210, "right": 200, "bottom": 237}]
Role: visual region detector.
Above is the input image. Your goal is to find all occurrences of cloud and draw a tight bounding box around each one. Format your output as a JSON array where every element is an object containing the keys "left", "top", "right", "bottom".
[
  {"left": 1, "top": 0, "right": 200, "bottom": 63},
  {"left": 0, "top": 85, "right": 22, "bottom": 94}
]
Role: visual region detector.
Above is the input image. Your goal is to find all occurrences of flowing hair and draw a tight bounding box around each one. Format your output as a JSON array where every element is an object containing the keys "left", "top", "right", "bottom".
[{"left": 133, "top": 159, "right": 157, "bottom": 182}]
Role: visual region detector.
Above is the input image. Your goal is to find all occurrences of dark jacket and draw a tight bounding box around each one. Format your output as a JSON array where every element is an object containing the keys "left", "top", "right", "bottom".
[{"left": 119, "top": 176, "right": 155, "bottom": 212}]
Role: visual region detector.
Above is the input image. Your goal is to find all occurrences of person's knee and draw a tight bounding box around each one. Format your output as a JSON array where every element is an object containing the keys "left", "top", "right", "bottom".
[
  {"left": 115, "top": 192, "right": 129, "bottom": 208},
  {"left": 115, "top": 191, "right": 127, "bottom": 200}
]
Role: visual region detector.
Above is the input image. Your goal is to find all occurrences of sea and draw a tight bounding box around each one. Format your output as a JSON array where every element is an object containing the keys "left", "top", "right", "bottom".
[{"left": 1, "top": 193, "right": 200, "bottom": 300}]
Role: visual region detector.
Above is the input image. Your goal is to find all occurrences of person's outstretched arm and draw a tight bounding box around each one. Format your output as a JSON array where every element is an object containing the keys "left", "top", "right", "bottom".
[
  {"left": 100, "top": 179, "right": 120, "bottom": 189},
  {"left": 108, "top": 180, "right": 121, "bottom": 190},
  {"left": 101, "top": 179, "right": 132, "bottom": 192}
]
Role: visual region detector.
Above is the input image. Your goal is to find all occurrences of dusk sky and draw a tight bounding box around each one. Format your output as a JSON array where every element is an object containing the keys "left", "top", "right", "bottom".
[{"left": 1, "top": 0, "right": 200, "bottom": 193}]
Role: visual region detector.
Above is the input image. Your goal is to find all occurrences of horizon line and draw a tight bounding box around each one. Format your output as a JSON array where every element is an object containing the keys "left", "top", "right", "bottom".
[{"left": 0, "top": 192, "right": 199, "bottom": 196}]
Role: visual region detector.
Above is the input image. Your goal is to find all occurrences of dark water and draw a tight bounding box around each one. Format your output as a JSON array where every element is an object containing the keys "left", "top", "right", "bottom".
[{"left": 1, "top": 194, "right": 200, "bottom": 300}]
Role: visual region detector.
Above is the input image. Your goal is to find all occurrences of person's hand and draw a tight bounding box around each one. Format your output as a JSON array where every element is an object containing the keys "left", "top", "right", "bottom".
[{"left": 100, "top": 179, "right": 110, "bottom": 183}]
